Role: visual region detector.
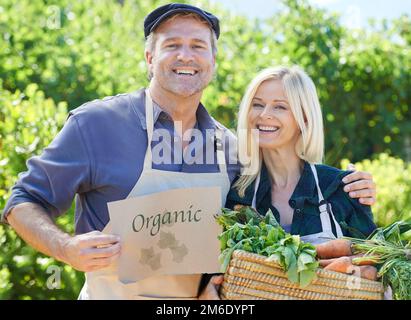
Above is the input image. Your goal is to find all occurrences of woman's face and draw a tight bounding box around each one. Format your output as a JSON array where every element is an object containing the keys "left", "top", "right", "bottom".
[{"left": 248, "top": 79, "right": 301, "bottom": 151}]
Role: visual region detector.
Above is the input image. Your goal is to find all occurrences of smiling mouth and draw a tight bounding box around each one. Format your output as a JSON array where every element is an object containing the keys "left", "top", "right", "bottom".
[
  {"left": 257, "top": 125, "right": 280, "bottom": 133},
  {"left": 173, "top": 69, "right": 198, "bottom": 76}
]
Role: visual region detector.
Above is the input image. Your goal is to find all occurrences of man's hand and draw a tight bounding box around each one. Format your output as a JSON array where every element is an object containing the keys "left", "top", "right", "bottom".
[
  {"left": 7, "top": 203, "right": 121, "bottom": 273},
  {"left": 342, "top": 163, "right": 376, "bottom": 206},
  {"left": 60, "top": 231, "right": 121, "bottom": 272},
  {"left": 198, "top": 275, "right": 224, "bottom": 300}
]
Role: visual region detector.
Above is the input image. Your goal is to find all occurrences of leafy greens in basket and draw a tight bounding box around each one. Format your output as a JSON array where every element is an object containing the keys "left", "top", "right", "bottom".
[
  {"left": 348, "top": 220, "right": 411, "bottom": 300},
  {"left": 215, "top": 206, "right": 319, "bottom": 287}
]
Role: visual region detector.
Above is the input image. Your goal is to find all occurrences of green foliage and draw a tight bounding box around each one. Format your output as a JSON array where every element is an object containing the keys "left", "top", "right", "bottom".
[
  {"left": 395, "top": 14, "right": 411, "bottom": 45},
  {"left": 0, "top": 85, "right": 83, "bottom": 299},
  {"left": 204, "top": 0, "right": 411, "bottom": 164},
  {"left": 264, "top": 0, "right": 411, "bottom": 164},
  {"left": 0, "top": 0, "right": 188, "bottom": 110},
  {"left": 1, "top": 0, "right": 410, "bottom": 163},
  {"left": 341, "top": 154, "right": 411, "bottom": 227},
  {"left": 349, "top": 221, "right": 411, "bottom": 300}
]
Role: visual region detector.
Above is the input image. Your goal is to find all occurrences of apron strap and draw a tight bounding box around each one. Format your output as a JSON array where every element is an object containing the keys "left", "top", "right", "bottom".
[
  {"left": 309, "top": 164, "right": 344, "bottom": 238},
  {"left": 215, "top": 128, "right": 227, "bottom": 174},
  {"left": 143, "top": 89, "right": 154, "bottom": 170},
  {"left": 251, "top": 172, "right": 261, "bottom": 209}
]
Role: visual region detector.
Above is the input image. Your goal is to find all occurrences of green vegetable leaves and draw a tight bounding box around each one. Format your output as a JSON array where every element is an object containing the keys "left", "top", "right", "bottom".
[
  {"left": 216, "top": 206, "right": 318, "bottom": 287},
  {"left": 369, "top": 220, "right": 411, "bottom": 244},
  {"left": 348, "top": 220, "right": 411, "bottom": 300}
]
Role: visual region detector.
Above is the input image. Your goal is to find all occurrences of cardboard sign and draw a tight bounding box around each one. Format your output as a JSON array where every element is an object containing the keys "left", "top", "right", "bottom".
[{"left": 107, "top": 187, "right": 222, "bottom": 283}]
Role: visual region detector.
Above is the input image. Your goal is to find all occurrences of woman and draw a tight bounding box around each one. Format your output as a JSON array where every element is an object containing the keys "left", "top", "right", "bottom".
[
  {"left": 226, "top": 66, "right": 377, "bottom": 244},
  {"left": 198, "top": 66, "right": 380, "bottom": 299}
]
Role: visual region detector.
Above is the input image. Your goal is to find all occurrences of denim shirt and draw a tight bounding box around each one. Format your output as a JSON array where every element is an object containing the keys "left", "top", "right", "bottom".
[{"left": 226, "top": 161, "right": 377, "bottom": 239}]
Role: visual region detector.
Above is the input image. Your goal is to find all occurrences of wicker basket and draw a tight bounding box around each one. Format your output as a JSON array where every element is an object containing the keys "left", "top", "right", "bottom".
[{"left": 220, "top": 250, "right": 384, "bottom": 300}]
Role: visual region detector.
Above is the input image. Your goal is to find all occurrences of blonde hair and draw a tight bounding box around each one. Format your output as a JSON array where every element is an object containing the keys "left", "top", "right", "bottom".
[{"left": 235, "top": 66, "right": 325, "bottom": 196}]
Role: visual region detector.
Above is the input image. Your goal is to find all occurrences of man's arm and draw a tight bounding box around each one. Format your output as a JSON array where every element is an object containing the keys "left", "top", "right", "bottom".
[
  {"left": 343, "top": 163, "right": 376, "bottom": 206},
  {"left": 7, "top": 202, "right": 121, "bottom": 272}
]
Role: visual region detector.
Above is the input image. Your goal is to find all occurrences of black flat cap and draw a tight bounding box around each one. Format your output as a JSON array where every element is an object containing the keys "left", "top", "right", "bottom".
[{"left": 144, "top": 3, "right": 220, "bottom": 39}]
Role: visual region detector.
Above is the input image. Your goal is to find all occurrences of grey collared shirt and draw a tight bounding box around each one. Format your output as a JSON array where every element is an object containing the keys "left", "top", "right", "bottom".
[{"left": 2, "top": 88, "right": 240, "bottom": 234}]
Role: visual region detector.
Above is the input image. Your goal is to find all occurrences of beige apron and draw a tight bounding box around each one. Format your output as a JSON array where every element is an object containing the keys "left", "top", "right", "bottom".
[
  {"left": 251, "top": 163, "right": 343, "bottom": 245},
  {"left": 78, "top": 90, "right": 230, "bottom": 299}
]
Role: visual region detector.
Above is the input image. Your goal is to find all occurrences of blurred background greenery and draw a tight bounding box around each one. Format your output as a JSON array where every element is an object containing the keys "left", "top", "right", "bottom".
[{"left": 0, "top": 0, "right": 410, "bottom": 299}]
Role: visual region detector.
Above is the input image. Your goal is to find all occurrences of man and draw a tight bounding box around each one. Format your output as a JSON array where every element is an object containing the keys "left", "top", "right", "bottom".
[{"left": 1, "top": 3, "right": 376, "bottom": 299}]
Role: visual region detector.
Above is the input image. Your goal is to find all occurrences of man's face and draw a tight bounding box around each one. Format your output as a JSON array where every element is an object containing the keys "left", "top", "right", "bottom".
[{"left": 146, "top": 16, "right": 216, "bottom": 98}]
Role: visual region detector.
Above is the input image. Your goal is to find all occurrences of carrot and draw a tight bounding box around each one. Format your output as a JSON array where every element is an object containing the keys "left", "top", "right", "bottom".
[
  {"left": 233, "top": 204, "right": 245, "bottom": 211},
  {"left": 315, "top": 239, "right": 353, "bottom": 259},
  {"left": 324, "top": 256, "right": 355, "bottom": 274},
  {"left": 324, "top": 257, "right": 378, "bottom": 281},
  {"left": 319, "top": 258, "right": 338, "bottom": 267},
  {"left": 351, "top": 254, "right": 378, "bottom": 266},
  {"left": 358, "top": 266, "right": 378, "bottom": 281},
  {"left": 319, "top": 254, "right": 377, "bottom": 268}
]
